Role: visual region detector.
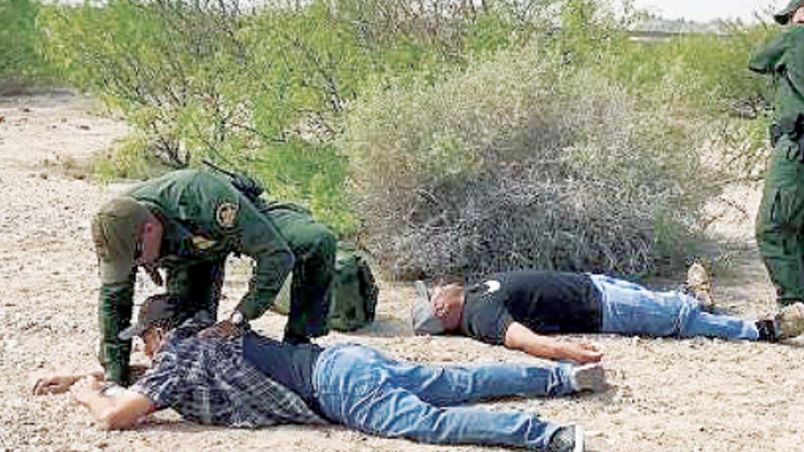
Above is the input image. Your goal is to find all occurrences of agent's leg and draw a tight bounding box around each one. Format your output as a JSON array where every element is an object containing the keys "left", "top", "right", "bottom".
[
  {"left": 265, "top": 206, "right": 336, "bottom": 342},
  {"left": 165, "top": 260, "right": 226, "bottom": 321},
  {"left": 314, "top": 344, "right": 562, "bottom": 449},
  {"left": 98, "top": 272, "right": 135, "bottom": 384},
  {"left": 756, "top": 136, "right": 804, "bottom": 306},
  {"left": 590, "top": 274, "right": 759, "bottom": 340}
]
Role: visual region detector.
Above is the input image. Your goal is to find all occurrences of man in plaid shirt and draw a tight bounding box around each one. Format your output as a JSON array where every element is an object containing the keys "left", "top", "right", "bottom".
[{"left": 34, "top": 294, "right": 606, "bottom": 452}]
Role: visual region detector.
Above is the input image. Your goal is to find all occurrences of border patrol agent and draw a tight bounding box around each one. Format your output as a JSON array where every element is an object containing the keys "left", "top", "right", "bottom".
[
  {"left": 91, "top": 169, "right": 336, "bottom": 384},
  {"left": 751, "top": 0, "right": 804, "bottom": 305}
]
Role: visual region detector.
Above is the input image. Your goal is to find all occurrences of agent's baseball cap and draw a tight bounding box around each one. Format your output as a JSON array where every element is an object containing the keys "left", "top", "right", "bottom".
[
  {"left": 775, "top": 0, "right": 804, "bottom": 24},
  {"left": 91, "top": 197, "right": 152, "bottom": 284},
  {"left": 410, "top": 280, "right": 446, "bottom": 335},
  {"left": 119, "top": 294, "right": 179, "bottom": 340}
]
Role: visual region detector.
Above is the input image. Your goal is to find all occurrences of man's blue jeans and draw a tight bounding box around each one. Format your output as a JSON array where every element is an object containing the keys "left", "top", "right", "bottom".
[
  {"left": 313, "top": 344, "right": 576, "bottom": 449},
  {"left": 589, "top": 274, "right": 759, "bottom": 340}
]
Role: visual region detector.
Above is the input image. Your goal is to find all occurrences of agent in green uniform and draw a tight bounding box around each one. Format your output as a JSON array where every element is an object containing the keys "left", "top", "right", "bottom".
[
  {"left": 751, "top": 0, "right": 804, "bottom": 305},
  {"left": 91, "top": 169, "right": 336, "bottom": 384}
]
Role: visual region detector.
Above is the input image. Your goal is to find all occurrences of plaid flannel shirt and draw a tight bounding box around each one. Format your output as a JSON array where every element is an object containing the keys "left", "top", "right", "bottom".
[{"left": 130, "top": 321, "right": 326, "bottom": 427}]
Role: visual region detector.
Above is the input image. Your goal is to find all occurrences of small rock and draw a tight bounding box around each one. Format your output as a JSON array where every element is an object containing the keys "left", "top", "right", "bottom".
[
  {"left": 20, "top": 107, "right": 31, "bottom": 112},
  {"left": 78, "top": 124, "right": 90, "bottom": 130}
]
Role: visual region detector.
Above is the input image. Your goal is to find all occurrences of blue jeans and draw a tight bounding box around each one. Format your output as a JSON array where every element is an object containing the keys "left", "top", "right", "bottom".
[
  {"left": 313, "top": 344, "right": 576, "bottom": 450},
  {"left": 589, "top": 274, "right": 759, "bottom": 340}
]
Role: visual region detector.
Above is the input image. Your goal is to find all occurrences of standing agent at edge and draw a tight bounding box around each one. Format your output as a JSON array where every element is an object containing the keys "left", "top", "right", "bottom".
[
  {"left": 91, "top": 169, "right": 336, "bottom": 385},
  {"left": 751, "top": 1, "right": 804, "bottom": 306}
]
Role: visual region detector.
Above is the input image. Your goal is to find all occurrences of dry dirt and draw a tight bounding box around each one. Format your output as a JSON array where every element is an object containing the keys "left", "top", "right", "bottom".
[{"left": 1, "top": 92, "right": 803, "bottom": 452}]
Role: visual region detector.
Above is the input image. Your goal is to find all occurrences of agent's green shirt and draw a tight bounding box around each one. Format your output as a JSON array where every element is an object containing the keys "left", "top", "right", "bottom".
[
  {"left": 99, "top": 170, "right": 294, "bottom": 383},
  {"left": 750, "top": 26, "right": 804, "bottom": 124}
]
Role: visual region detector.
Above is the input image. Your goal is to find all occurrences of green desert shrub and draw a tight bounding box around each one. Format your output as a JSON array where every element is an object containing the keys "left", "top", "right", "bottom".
[
  {"left": 609, "top": 25, "right": 777, "bottom": 118},
  {"left": 343, "top": 43, "right": 718, "bottom": 280},
  {"left": 0, "top": 0, "right": 53, "bottom": 89},
  {"left": 40, "top": 0, "right": 354, "bottom": 230},
  {"left": 37, "top": 0, "right": 558, "bottom": 235},
  {"left": 34, "top": 0, "right": 763, "bottom": 267}
]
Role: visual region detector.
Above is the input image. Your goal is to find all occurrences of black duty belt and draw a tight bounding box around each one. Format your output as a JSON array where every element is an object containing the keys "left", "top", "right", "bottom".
[{"left": 770, "top": 114, "right": 804, "bottom": 162}]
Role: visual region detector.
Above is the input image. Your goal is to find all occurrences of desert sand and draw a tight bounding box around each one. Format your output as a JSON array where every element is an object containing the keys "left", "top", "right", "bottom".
[{"left": 1, "top": 91, "right": 802, "bottom": 452}]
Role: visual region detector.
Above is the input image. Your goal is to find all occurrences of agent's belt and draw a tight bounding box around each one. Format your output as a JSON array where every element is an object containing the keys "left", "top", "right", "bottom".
[{"left": 770, "top": 114, "right": 804, "bottom": 162}]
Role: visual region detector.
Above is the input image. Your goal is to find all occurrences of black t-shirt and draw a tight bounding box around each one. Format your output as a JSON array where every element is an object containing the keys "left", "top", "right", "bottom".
[
  {"left": 242, "top": 333, "right": 323, "bottom": 412},
  {"left": 459, "top": 271, "right": 603, "bottom": 345}
]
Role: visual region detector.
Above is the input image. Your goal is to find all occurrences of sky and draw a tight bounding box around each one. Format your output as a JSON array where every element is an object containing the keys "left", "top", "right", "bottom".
[{"left": 630, "top": 0, "right": 787, "bottom": 23}]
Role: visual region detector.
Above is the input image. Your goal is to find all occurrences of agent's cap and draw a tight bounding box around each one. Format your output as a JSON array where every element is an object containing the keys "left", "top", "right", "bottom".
[
  {"left": 775, "top": 0, "right": 804, "bottom": 24},
  {"left": 91, "top": 197, "right": 152, "bottom": 284}
]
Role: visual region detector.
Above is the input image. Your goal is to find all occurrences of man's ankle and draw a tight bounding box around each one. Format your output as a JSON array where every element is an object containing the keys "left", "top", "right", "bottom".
[
  {"left": 283, "top": 331, "right": 311, "bottom": 345},
  {"left": 755, "top": 319, "right": 778, "bottom": 342}
]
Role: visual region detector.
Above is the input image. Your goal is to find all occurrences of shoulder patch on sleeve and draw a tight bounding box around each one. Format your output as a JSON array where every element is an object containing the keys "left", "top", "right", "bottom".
[{"left": 215, "top": 201, "right": 239, "bottom": 229}]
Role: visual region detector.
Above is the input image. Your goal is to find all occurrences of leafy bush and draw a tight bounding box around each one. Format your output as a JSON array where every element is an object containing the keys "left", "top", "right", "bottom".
[
  {"left": 0, "top": 0, "right": 53, "bottom": 89},
  {"left": 33, "top": 0, "right": 776, "bottom": 278},
  {"left": 343, "top": 42, "right": 718, "bottom": 279},
  {"left": 40, "top": 0, "right": 355, "bottom": 230},
  {"left": 608, "top": 26, "right": 777, "bottom": 117},
  {"left": 38, "top": 0, "right": 554, "bottom": 235}
]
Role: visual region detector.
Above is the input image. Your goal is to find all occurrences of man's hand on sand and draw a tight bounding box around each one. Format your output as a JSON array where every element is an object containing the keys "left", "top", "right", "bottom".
[
  {"left": 562, "top": 341, "right": 603, "bottom": 364},
  {"left": 70, "top": 376, "right": 102, "bottom": 405},
  {"left": 33, "top": 374, "right": 77, "bottom": 395},
  {"left": 198, "top": 320, "right": 245, "bottom": 339}
]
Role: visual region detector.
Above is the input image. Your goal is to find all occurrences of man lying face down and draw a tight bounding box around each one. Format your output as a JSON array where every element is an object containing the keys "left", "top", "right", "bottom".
[
  {"left": 33, "top": 294, "right": 607, "bottom": 452},
  {"left": 411, "top": 266, "right": 804, "bottom": 363}
]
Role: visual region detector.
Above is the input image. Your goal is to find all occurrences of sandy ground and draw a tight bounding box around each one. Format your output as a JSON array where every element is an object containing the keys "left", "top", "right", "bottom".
[{"left": 1, "top": 92, "right": 803, "bottom": 452}]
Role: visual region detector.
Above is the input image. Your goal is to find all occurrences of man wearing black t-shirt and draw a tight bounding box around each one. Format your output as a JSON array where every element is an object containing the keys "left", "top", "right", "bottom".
[{"left": 411, "top": 269, "right": 804, "bottom": 363}]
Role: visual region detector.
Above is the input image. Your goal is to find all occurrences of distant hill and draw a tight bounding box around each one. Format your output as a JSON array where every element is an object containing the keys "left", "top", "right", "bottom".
[{"left": 629, "top": 16, "right": 733, "bottom": 41}]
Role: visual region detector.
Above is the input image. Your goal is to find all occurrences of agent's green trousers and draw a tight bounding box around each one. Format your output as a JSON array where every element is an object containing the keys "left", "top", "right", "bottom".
[
  {"left": 167, "top": 204, "right": 336, "bottom": 340},
  {"left": 756, "top": 135, "right": 804, "bottom": 305}
]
